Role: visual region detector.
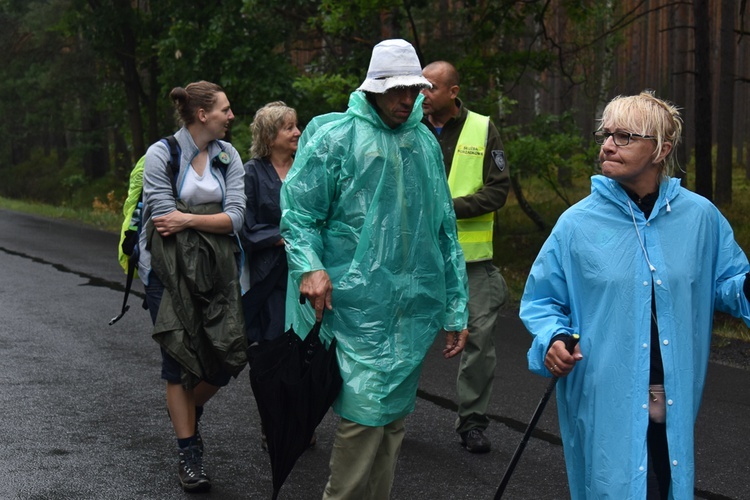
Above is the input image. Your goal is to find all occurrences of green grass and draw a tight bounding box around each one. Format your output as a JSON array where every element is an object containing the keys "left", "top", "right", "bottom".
[{"left": 0, "top": 195, "right": 121, "bottom": 232}]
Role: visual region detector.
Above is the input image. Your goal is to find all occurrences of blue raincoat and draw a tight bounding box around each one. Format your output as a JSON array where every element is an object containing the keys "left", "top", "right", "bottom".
[
  {"left": 520, "top": 175, "right": 750, "bottom": 498},
  {"left": 280, "top": 91, "right": 469, "bottom": 426}
]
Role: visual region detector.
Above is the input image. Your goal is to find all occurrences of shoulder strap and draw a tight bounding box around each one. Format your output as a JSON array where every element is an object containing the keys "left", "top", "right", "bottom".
[
  {"left": 109, "top": 257, "right": 136, "bottom": 325},
  {"left": 163, "top": 135, "right": 180, "bottom": 198}
]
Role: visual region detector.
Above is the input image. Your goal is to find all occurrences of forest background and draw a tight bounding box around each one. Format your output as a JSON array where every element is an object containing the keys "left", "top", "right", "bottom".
[{"left": 1, "top": 0, "right": 749, "bottom": 338}]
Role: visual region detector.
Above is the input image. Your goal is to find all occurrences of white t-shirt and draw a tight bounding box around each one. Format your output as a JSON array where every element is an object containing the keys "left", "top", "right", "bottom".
[{"left": 180, "top": 156, "right": 222, "bottom": 205}]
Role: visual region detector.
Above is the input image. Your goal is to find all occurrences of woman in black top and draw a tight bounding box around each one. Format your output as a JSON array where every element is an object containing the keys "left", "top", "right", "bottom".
[{"left": 240, "top": 101, "right": 300, "bottom": 344}]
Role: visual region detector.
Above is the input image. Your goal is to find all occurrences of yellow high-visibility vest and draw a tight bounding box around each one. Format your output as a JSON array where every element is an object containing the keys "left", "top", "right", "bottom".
[{"left": 447, "top": 111, "right": 493, "bottom": 261}]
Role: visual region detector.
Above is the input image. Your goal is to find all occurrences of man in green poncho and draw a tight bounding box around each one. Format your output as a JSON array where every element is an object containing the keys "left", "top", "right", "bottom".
[{"left": 280, "top": 39, "right": 470, "bottom": 499}]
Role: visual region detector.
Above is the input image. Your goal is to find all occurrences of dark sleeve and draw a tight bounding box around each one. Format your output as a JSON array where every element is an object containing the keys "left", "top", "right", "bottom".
[
  {"left": 239, "top": 159, "right": 282, "bottom": 252},
  {"left": 452, "top": 120, "right": 510, "bottom": 219},
  {"left": 744, "top": 272, "right": 750, "bottom": 303},
  {"left": 547, "top": 333, "right": 570, "bottom": 354}
]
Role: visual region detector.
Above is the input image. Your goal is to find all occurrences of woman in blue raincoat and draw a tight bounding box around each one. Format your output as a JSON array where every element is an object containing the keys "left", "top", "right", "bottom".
[{"left": 520, "top": 91, "right": 750, "bottom": 499}]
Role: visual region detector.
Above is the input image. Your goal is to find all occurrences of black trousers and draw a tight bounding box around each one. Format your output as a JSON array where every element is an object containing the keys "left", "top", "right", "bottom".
[{"left": 647, "top": 422, "right": 671, "bottom": 500}]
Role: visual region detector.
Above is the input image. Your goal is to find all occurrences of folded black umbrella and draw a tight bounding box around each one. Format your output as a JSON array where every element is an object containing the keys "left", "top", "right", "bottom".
[{"left": 248, "top": 314, "right": 342, "bottom": 500}]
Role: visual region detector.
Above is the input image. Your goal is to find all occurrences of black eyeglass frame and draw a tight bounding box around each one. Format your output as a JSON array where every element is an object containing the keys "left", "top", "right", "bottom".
[{"left": 593, "top": 131, "right": 656, "bottom": 146}]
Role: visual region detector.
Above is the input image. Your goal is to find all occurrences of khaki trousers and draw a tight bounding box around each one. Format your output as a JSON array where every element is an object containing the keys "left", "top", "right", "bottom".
[{"left": 322, "top": 417, "right": 406, "bottom": 500}]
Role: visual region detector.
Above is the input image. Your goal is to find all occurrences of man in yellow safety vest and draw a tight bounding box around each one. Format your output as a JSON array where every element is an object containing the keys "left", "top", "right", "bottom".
[{"left": 422, "top": 60, "right": 510, "bottom": 453}]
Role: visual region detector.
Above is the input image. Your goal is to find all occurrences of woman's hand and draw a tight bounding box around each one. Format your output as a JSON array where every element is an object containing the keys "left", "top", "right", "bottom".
[
  {"left": 545, "top": 338, "right": 583, "bottom": 377},
  {"left": 152, "top": 211, "right": 192, "bottom": 237}
]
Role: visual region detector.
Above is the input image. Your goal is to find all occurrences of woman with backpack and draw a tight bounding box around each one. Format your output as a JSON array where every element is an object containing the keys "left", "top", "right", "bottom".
[{"left": 139, "top": 80, "right": 247, "bottom": 493}]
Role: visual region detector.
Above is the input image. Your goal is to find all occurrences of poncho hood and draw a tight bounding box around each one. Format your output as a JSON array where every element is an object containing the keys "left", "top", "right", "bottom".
[{"left": 347, "top": 90, "right": 426, "bottom": 132}]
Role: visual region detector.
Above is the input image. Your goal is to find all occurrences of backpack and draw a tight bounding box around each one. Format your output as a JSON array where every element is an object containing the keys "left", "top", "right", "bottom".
[{"left": 110, "top": 135, "right": 180, "bottom": 325}]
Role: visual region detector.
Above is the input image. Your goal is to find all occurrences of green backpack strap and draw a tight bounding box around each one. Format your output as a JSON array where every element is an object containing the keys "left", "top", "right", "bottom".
[{"left": 110, "top": 135, "right": 180, "bottom": 325}]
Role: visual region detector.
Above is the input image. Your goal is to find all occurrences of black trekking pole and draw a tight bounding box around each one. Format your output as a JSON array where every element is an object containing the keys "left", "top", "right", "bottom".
[{"left": 494, "top": 334, "right": 579, "bottom": 499}]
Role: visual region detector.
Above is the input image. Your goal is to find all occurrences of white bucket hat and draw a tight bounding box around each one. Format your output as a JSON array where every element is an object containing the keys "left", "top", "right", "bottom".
[{"left": 357, "top": 39, "right": 432, "bottom": 94}]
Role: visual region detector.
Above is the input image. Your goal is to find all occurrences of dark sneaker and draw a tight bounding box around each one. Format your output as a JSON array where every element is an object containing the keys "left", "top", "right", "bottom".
[
  {"left": 460, "top": 429, "right": 491, "bottom": 453},
  {"left": 178, "top": 444, "right": 211, "bottom": 492}
]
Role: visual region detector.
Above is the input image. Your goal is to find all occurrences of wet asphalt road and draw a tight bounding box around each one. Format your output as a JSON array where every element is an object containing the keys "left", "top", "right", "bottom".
[{"left": 1, "top": 208, "right": 748, "bottom": 500}]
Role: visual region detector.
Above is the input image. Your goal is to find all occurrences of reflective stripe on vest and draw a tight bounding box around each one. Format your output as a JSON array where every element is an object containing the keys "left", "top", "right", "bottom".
[{"left": 447, "top": 111, "right": 493, "bottom": 261}]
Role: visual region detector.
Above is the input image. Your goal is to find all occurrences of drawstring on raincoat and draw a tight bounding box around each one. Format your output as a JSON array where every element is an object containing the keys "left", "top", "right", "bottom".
[{"left": 627, "top": 199, "right": 657, "bottom": 272}]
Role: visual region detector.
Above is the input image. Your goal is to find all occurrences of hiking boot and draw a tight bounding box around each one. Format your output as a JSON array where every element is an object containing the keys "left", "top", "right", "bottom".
[
  {"left": 195, "top": 431, "right": 204, "bottom": 456},
  {"left": 195, "top": 426, "right": 204, "bottom": 456},
  {"left": 178, "top": 444, "right": 211, "bottom": 492},
  {"left": 460, "top": 429, "right": 491, "bottom": 454}
]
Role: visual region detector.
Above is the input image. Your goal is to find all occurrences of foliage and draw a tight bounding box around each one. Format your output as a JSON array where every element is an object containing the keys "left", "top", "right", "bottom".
[
  {"left": 292, "top": 73, "right": 361, "bottom": 124},
  {"left": 0, "top": 0, "right": 745, "bottom": 234},
  {"left": 504, "top": 112, "right": 599, "bottom": 206}
]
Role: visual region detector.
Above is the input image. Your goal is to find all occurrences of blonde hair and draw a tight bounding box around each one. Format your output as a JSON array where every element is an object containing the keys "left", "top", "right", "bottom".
[
  {"left": 250, "top": 101, "right": 297, "bottom": 158},
  {"left": 598, "top": 90, "right": 683, "bottom": 177}
]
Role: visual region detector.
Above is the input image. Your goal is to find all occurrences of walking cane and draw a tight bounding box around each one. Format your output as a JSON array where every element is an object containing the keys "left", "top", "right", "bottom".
[{"left": 494, "top": 334, "right": 579, "bottom": 499}]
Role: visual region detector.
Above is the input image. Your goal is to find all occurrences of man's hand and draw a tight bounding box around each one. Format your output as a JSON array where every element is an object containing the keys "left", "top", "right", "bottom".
[
  {"left": 443, "top": 329, "right": 469, "bottom": 359},
  {"left": 299, "top": 270, "right": 333, "bottom": 321}
]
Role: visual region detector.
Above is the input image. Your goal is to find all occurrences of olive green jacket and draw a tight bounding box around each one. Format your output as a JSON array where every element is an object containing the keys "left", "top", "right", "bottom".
[{"left": 148, "top": 201, "right": 247, "bottom": 389}]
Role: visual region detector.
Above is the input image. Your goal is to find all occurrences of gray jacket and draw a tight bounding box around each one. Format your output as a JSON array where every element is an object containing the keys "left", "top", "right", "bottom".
[{"left": 138, "top": 127, "right": 246, "bottom": 284}]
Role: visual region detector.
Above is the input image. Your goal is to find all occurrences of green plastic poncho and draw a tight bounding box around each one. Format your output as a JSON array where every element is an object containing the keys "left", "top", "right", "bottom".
[{"left": 280, "top": 91, "right": 469, "bottom": 426}]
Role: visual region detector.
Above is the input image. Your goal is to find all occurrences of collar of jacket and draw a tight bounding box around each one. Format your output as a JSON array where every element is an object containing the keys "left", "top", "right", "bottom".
[
  {"left": 592, "top": 175, "right": 681, "bottom": 219},
  {"left": 174, "top": 126, "right": 226, "bottom": 164}
]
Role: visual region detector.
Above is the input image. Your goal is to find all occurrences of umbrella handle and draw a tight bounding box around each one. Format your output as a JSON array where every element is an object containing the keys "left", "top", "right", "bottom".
[
  {"left": 494, "top": 334, "right": 579, "bottom": 499},
  {"left": 298, "top": 293, "right": 325, "bottom": 326}
]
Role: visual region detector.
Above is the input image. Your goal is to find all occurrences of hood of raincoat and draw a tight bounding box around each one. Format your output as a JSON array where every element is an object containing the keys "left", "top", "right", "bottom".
[
  {"left": 280, "top": 90, "right": 469, "bottom": 426},
  {"left": 591, "top": 174, "right": 681, "bottom": 218},
  {"left": 520, "top": 174, "right": 750, "bottom": 498}
]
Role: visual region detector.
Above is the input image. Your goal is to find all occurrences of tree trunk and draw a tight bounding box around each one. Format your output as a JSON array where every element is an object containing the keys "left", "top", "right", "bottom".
[
  {"left": 510, "top": 172, "right": 548, "bottom": 232},
  {"left": 693, "top": 0, "right": 713, "bottom": 200},
  {"left": 715, "top": 0, "right": 736, "bottom": 206},
  {"left": 81, "top": 108, "right": 110, "bottom": 179},
  {"left": 112, "top": 0, "right": 145, "bottom": 161},
  {"left": 146, "top": 55, "right": 160, "bottom": 144},
  {"left": 669, "top": 2, "right": 690, "bottom": 182},
  {"left": 113, "top": 126, "right": 131, "bottom": 181}
]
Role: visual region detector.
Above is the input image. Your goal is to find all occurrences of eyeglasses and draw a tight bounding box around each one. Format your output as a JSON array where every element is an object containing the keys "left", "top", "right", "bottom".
[{"left": 593, "top": 131, "right": 656, "bottom": 146}]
